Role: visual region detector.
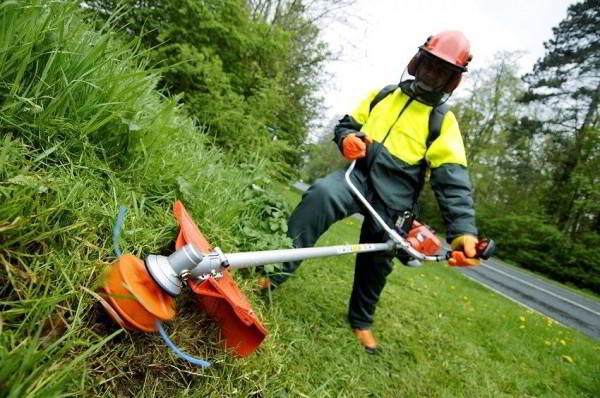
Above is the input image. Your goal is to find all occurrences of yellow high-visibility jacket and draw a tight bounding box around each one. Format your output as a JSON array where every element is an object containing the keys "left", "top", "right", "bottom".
[{"left": 333, "top": 83, "right": 477, "bottom": 242}]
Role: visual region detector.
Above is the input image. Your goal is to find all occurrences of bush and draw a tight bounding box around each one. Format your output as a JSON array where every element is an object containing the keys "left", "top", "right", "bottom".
[
  {"left": 477, "top": 208, "right": 600, "bottom": 292},
  {"left": 84, "top": 0, "right": 324, "bottom": 180},
  {"left": 416, "top": 190, "right": 599, "bottom": 292}
]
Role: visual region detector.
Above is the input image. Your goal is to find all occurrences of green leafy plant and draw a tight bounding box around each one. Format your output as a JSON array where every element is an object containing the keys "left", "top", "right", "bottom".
[{"left": 235, "top": 179, "right": 294, "bottom": 272}]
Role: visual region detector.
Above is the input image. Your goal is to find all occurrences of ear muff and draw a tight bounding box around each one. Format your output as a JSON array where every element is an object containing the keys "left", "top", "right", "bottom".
[
  {"left": 407, "top": 52, "right": 421, "bottom": 76},
  {"left": 443, "top": 53, "right": 471, "bottom": 92}
]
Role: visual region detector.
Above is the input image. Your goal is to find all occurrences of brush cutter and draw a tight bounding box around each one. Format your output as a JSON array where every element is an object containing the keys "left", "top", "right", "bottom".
[{"left": 100, "top": 160, "right": 495, "bottom": 359}]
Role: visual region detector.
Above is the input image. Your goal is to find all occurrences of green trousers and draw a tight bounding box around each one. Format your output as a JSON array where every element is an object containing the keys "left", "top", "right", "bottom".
[{"left": 271, "top": 165, "right": 409, "bottom": 329}]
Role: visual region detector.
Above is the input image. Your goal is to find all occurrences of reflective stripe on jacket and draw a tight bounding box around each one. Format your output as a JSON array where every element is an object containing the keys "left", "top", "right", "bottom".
[{"left": 333, "top": 86, "right": 477, "bottom": 242}]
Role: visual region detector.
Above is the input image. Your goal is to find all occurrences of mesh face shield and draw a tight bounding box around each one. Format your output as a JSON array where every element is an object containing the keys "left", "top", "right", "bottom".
[
  {"left": 400, "top": 50, "right": 465, "bottom": 106},
  {"left": 414, "top": 52, "right": 461, "bottom": 94},
  {"left": 399, "top": 71, "right": 448, "bottom": 107}
]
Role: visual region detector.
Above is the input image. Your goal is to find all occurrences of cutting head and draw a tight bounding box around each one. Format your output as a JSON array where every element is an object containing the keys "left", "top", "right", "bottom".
[{"left": 102, "top": 254, "right": 176, "bottom": 332}]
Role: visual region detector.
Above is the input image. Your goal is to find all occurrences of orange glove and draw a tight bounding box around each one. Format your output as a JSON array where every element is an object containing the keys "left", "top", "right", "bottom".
[
  {"left": 448, "top": 234, "right": 480, "bottom": 266},
  {"left": 342, "top": 133, "right": 372, "bottom": 160}
]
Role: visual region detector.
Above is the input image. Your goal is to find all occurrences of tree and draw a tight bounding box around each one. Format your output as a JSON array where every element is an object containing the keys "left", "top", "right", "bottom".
[
  {"left": 84, "top": 0, "right": 352, "bottom": 180},
  {"left": 246, "top": 1, "right": 358, "bottom": 145},
  {"left": 439, "top": 52, "right": 542, "bottom": 214},
  {"left": 301, "top": 113, "right": 347, "bottom": 183},
  {"left": 520, "top": 0, "right": 600, "bottom": 233},
  {"left": 454, "top": 52, "right": 525, "bottom": 165}
]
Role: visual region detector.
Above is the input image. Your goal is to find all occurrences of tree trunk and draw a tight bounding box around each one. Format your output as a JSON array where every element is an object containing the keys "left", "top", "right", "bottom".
[
  {"left": 593, "top": 211, "right": 600, "bottom": 234},
  {"left": 549, "top": 80, "right": 600, "bottom": 230}
]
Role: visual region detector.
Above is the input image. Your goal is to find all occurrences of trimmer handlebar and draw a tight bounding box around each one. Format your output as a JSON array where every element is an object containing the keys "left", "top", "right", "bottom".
[
  {"left": 344, "top": 160, "right": 495, "bottom": 266},
  {"left": 475, "top": 239, "right": 496, "bottom": 260},
  {"left": 344, "top": 160, "right": 444, "bottom": 262}
]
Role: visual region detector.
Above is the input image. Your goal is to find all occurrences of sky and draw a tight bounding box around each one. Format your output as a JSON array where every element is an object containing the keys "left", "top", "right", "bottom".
[{"left": 316, "top": 0, "right": 576, "bottom": 135}]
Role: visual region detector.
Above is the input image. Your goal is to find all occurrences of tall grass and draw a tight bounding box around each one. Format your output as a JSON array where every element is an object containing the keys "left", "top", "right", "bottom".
[{"left": 0, "top": 1, "right": 257, "bottom": 396}]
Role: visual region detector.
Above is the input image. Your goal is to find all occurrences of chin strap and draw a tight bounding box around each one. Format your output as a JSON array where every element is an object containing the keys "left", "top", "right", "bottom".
[{"left": 400, "top": 80, "right": 448, "bottom": 107}]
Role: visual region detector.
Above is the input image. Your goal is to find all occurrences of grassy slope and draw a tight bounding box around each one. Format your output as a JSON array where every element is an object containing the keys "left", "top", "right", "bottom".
[
  {"left": 0, "top": 2, "right": 255, "bottom": 396},
  {"left": 234, "top": 186, "right": 600, "bottom": 398}
]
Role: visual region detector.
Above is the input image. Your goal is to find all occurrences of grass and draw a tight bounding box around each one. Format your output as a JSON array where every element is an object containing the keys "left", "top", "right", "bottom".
[{"left": 235, "top": 187, "right": 600, "bottom": 397}]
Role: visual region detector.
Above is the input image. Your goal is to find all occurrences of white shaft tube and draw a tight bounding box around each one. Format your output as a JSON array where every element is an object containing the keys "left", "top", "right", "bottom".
[
  {"left": 189, "top": 242, "right": 394, "bottom": 277},
  {"left": 225, "top": 242, "right": 393, "bottom": 269}
]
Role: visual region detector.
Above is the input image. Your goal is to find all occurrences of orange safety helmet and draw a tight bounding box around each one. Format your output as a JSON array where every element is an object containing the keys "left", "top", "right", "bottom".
[{"left": 407, "top": 31, "right": 473, "bottom": 93}]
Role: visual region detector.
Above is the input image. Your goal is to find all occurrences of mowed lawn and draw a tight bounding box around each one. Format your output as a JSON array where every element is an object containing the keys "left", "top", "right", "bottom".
[{"left": 238, "top": 186, "right": 600, "bottom": 397}]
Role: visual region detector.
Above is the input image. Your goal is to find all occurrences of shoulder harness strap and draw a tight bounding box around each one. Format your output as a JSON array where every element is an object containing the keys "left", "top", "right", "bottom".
[
  {"left": 369, "top": 84, "right": 399, "bottom": 113},
  {"left": 369, "top": 84, "right": 450, "bottom": 149},
  {"left": 426, "top": 103, "right": 449, "bottom": 149}
]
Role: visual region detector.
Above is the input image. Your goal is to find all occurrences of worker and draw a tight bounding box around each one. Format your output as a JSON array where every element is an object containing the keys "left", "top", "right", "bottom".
[{"left": 261, "top": 31, "right": 480, "bottom": 354}]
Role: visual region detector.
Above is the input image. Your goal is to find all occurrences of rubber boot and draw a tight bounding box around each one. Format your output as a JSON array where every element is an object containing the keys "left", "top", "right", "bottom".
[{"left": 352, "top": 329, "right": 378, "bottom": 354}]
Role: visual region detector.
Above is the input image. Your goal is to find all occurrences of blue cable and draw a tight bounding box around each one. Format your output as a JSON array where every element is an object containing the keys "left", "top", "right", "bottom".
[
  {"left": 112, "top": 205, "right": 127, "bottom": 257},
  {"left": 156, "top": 321, "right": 212, "bottom": 368},
  {"left": 112, "top": 205, "right": 212, "bottom": 368}
]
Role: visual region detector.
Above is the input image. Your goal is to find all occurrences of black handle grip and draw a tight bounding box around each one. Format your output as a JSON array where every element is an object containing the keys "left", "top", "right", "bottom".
[
  {"left": 354, "top": 132, "right": 366, "bottom": 138},
  {"left": 476, "top": 239, "right": 496, "bottom": 260}
]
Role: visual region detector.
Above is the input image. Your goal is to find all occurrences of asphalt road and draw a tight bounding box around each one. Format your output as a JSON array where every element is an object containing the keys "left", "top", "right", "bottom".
[
  {"left": 291, "top": 182, "right": 600, "bottom": 341},
  {"left": 457, "top": 256, "right": 600, "bottom": 340}
]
